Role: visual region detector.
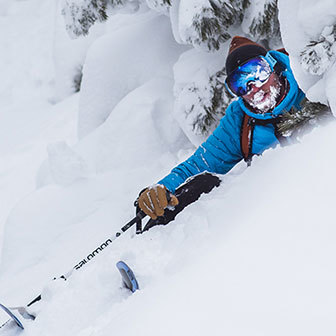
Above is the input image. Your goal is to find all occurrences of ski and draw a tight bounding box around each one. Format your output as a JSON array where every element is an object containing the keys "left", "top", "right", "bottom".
[
  {"left": 116, "top": 261, "right": 139, "bottom": 293},
  {"left": 0, "top": 260, "right": 139, "bottom": 331},
  {"left": 0, "top": 303, "right": 25, "bottom": 330}
]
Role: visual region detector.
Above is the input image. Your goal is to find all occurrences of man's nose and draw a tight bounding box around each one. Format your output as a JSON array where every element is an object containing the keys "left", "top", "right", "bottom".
[{"left": 247, "top": 82, "right": 259, "bottom": 94}]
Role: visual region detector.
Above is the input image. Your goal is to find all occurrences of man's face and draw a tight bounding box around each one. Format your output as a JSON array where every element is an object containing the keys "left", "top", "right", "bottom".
[{"left": 242, "top": 72, "right": 282, "bottom": 113}]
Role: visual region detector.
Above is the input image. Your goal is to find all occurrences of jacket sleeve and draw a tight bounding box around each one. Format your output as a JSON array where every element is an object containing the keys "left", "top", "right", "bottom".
[{"left": 158, "top": 104, "right": 244, "bottom": 193}]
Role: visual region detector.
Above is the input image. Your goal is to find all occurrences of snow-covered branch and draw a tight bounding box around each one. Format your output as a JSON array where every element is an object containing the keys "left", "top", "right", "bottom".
[
  {"left": 62, "top": 0, "right": 109, "bottom": 38},
  {"left": 300, "top": 25, "right": 336, "bottom": 76}
]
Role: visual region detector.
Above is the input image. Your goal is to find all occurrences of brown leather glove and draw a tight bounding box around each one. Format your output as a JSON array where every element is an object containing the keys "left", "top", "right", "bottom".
[{"left": 138, "top": 184, "right": 179, "bottom": 219}]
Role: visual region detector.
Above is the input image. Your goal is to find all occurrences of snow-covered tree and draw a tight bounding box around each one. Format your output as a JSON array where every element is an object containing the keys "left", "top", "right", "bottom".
[
  {"left": 300, "top": 25, "right": 336, "bottom": 76},
  {"left": 277, "top": 98, "right": 332, "bottom": 138},
  {"left": 176, "top": 0, "right": 281, "bottom": 52},
  {"left": 62, "top": 0, "right": 281, "bottom": 50},
  {"left": 145, "top": 0, "right": 170, "bottom": 13},
  {"left": 242, "top": 0, "right": 281, "bottom": 48},
  {"left": 62, "top": 0, "right": 141, "bottom": 38},
  {"left": 278, "top": 0, "right": 336, "bottom": 117},
  {"left": 62, "top": 0, "right": 108, "bottom": 38},
  {"left": 177, "top": 0, "right": 247, "bottom": 51},
  {"left": 175, "top": 68, "right": 234, "bottom": 142}
]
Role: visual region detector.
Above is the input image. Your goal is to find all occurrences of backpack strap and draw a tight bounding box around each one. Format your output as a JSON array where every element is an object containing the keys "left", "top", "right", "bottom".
[
  {"left": 240, "top": 113, "right": 289, "bottom": 166},
  {"left": 240, "top": 113, "right": 255, "bottom": 166}
]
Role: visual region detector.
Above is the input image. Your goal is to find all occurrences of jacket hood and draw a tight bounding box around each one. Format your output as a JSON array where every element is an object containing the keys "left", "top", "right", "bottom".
[{"left": 237, "top": 50, "right": 305, "bottom": 120}]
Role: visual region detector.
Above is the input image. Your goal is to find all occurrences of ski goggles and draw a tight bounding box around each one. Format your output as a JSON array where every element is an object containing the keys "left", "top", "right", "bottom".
[{"left": 225, "top": 52, "right": 277, "bottom": 97}]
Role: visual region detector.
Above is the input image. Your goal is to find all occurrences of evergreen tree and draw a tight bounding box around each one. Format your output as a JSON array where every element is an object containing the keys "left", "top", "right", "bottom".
[
  {"left": 243, "top": 0, "right": 281, "bottom": 47},
  {"left": 300, "top": 25, "right": 336, "bottom": 76},
  {"left": 277, "top": 98, "right": 332, "bottom": 138},
  {"left": 62, "top": 0, "right": 140, "bottom": 38},
  {"left": 176, "top": 69, "right": 235, "bottom": 140},
  {"left": 145, "top": 0, "right": 171, "bottom": 13},
  {"left": 62, "top": 0, "right": 109, "bottom": 38},
  {"left": 181, "top": 0, "right": 249, "bottom": 51}
]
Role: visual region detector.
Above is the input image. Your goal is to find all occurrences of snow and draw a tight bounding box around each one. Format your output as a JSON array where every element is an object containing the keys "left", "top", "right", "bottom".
[
  {"left": 0, "top": 1, "right": 336, "bottom": 336},
  {"left": 77, "top": 11, "right": 187, "bottom": 139},
  {"left": 0, "top": 0, "right": 78, "bottom": 252},
  {"left": 169, "top": 0, "right": 184, "bottom": 44},
  {"left": 46, "top": 141, "right": 90, "bottom": 186}
]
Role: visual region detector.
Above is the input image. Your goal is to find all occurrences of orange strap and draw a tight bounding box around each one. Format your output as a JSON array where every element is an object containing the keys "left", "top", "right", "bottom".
[{"left": 240, "top": 113, "right": 254, "bottom": 165}]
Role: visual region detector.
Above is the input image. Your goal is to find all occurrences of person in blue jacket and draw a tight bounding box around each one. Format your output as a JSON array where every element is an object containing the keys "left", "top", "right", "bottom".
[{"left": 137, "top": 36, "right": 306, "bottom": 231}]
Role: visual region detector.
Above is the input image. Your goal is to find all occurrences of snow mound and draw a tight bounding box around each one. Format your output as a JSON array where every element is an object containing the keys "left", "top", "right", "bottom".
[
  {"left": 37, "top": 76, "right": 191, "bottom": 188},
  {"left": 78, "top": 11, "right": 187, "bottom": 139},
  {"left": 47, "top": 141, "right": 90, "bottom": 186}
]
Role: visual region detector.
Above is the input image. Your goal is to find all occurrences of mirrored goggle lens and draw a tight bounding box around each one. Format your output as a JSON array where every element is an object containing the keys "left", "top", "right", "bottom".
[{"left": 226, "top": 57, "right": 272, "bottom": 96}]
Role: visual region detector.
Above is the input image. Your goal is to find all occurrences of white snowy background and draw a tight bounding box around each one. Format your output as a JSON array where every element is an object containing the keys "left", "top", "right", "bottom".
[{"left": 0, "top": 0, "right": 336, "bottom": 335}]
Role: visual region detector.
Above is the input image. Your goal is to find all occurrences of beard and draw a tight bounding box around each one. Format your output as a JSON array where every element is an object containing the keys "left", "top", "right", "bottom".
[{"left": 248, "top": 84, "right": 281, "bottom": 113}]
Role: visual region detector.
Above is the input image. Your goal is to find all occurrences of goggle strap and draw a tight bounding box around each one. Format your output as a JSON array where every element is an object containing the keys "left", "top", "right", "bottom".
[
  {"left": 224, "top": 81, "right": 235, "bottom": 97},
  {"left": 264, "top": 52, "right": 277, "bottom": 69}
]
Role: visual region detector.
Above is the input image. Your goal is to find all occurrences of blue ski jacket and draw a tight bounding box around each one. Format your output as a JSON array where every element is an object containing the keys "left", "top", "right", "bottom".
[{"left": 159, "top": 50, "right": 306, "bottom": 193}]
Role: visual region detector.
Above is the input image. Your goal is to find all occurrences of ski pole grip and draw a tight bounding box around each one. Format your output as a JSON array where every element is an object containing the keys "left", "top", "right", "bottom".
[
  {"left": 166, "top": 189, "right": 172, "bottom": 203},
  {"left": 136, "top": 210, "right": 146, "bottom": 219}
]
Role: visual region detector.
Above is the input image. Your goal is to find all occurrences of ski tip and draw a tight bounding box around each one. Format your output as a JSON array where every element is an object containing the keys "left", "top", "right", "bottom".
[
  {"left": 0, "top": 303, "right": 24, "bottom": 330},
  {"left": 116, "top": 261, "right": 139, "bottom": 293}
]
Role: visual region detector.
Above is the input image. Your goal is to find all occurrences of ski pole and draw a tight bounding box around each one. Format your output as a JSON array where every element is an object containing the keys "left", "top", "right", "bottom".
[{"left": 8, "top": 210, "right": 147, "bottom": 317}]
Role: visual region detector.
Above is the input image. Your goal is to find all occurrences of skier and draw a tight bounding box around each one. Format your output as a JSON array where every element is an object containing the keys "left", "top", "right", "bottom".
[{"left": 137, "top": 36, "right": 307, "bottom": 231}]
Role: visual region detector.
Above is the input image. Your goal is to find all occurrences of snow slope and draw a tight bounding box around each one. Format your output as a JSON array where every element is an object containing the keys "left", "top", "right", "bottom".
[
  {"left": 0, "top": 1, "right": 336, "bottom": 336},
  {"left": 0, "top": 0, "right": 78, "bottom": 251},
  {"left": 2, "top": 119, "right": 336, "bottom": 336},
  {"left": 77, "top": 11, "right": 187, "bottom": 139}
]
